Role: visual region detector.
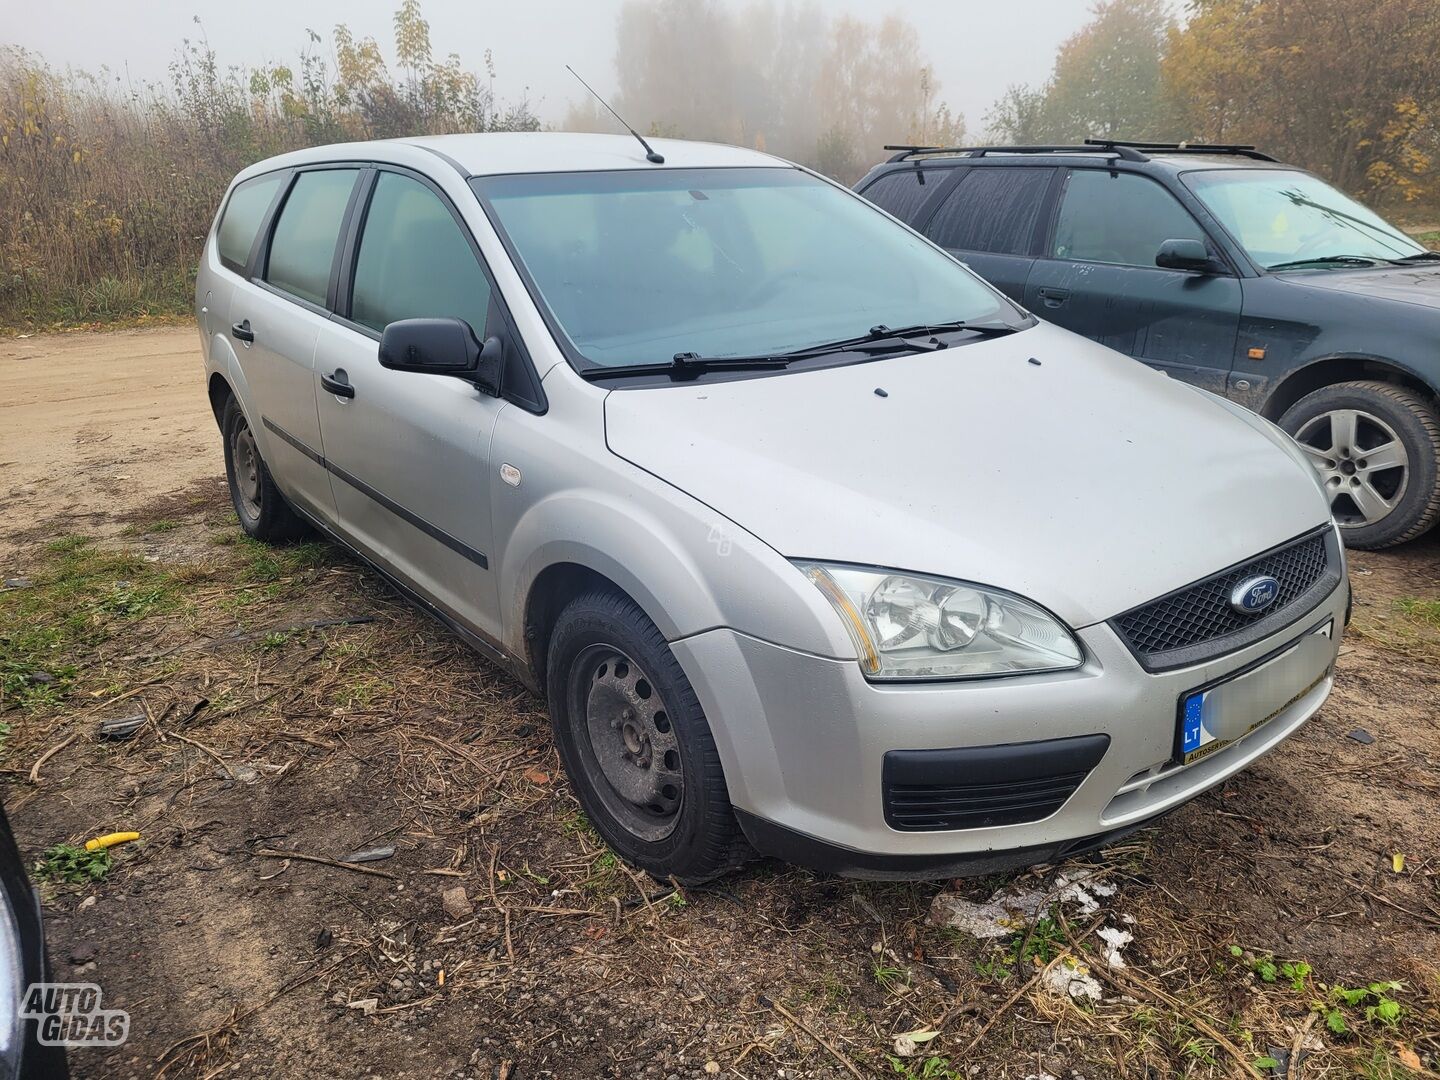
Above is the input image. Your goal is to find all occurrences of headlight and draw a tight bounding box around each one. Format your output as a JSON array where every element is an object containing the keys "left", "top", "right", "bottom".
[{"left": 797, "top": 563, "right": 1083, "bottom": 680}]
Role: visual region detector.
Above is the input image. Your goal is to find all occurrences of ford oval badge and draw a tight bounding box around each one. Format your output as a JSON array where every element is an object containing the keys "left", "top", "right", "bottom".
[{"left": 1231, "top": 575, "right": 1280, "bottom": 614}]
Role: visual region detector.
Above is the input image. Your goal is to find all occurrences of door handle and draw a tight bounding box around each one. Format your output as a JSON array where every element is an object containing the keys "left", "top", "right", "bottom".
[
  {"left": 231, "top": 319, "right": 255, "bottom": 343},
  {"left": 320, "top": 370, "right": 355, "bottom": 399},
  {"left": 1037, "top": 287, "right": 1070, "bottom": 309}
]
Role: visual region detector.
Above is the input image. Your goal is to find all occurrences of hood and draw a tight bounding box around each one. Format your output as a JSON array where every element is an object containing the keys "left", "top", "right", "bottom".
[
  {"left": 604, "top": 323, "right": 1331, "bottom": 628},
  {"left": 1273, "top": 263, "right": 1440, "bottom": 310}
]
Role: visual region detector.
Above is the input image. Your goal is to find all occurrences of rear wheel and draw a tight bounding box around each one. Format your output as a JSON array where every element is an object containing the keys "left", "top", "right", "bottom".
[
  {"left": 545, "top": 589, "right": 748, "bottom": 883},
  {"left": 1278, "top": 381, "right": 1440, "bottom": 549},
  {"left": 220, "top": 397, "right": 308, "bottom": 542}
]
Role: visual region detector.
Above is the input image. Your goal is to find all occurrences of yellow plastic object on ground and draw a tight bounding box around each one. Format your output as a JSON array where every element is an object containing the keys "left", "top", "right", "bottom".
[{"left": 84, "top": 831, "right": 140, "bottom": 852}]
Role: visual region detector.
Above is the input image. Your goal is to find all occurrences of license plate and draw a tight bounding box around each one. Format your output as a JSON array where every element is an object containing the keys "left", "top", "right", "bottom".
[{"left": 1177, "top": 620, "right": 1334, "bottom": 765}]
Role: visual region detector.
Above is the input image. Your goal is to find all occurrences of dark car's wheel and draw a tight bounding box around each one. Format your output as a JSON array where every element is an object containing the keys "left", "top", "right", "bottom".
[
  {"left": 221, "top": 397, "right": 308, "bottom": 542},
  {"left": 1279, "top": 381, "right": 1440, "bottom": 550},
  {"left": 546, "top": 589, "right": 749, "bottom": 883}
]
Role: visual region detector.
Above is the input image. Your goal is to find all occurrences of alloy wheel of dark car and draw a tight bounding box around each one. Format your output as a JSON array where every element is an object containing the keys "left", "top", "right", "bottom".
[{"left": 1280, "top": 380, "right": 1440, "bottom": 549}]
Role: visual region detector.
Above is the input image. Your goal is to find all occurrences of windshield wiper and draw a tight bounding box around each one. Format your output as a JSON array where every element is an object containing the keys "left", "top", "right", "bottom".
[
  {"left": 1392, "top": 250, "right": 1440, "bottom": 263},
  {"left": 1267, "top": 255, "right": 1383, "bottom": 270},
  {"left": 580, "top": 319, "right": 1026, "bottom": 380},
  {"left": 864, "top": 319, "right": 1023, "bottom": 341}
]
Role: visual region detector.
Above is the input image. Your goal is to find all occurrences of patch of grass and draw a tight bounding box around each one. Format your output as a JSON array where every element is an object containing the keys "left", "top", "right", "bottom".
[
  {"left": 1395, "top": 597, "right": 1440, "bottom": 629},
  {"left": 37, "top": 843, "right": 113, "bottom": 884},
  {"left": 871, "top": 960, "right": 909, "bottom": 993},
  {"left": 334, "top": 675, "right": 391, "bottom": 709},
  {"left": 886, "top": 1055, "right": 961, "bottom": 1079},
  {"left": 144, "top": 519, "right": 183, "bottom": 534},
  {"left": 1410, "top": 229, "right": 1440, "bottom": 249},
  {"left": 237, "top": 538, "right": 332, "bottom": 584},
  {"left": 1, "top": 536, "right": 179, "bottom": 710},
  {"left": 260, "top": 630, "right": 293, "bottom": 651}
]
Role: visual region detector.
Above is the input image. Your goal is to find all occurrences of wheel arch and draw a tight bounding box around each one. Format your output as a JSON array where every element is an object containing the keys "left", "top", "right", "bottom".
[
  {"left": 1262, "top": 355, "right": 1440, "bottom": 421},
  {"left": 208, "top": 371, "right": 235, "bottom": 428},
  {"left": 522, "top": 561, "right": 636, "bottom": 695}
]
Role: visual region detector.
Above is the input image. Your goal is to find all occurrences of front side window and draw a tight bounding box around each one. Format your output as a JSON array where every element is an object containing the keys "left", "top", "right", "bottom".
[
  {"left": 265, "top": 169, "right": 360, "bottom": 306},
  {"left": 1052, "top": 170, "right": 1208, "bottom": 267},
  {"left": 926, "top": 167, "right": 1054, "bottom": 256},
  {"left": 350, "top": 172, "right": 492, "bottom": 334},
  {"left": 1183, "top": 168, "right": 1423, "bottom": 269},
  {"left": 217, "top": 173, "right": 284, "bottom": 270},
  {"left": 474, "top": 168, "right": 1016, "bottom": 369}
]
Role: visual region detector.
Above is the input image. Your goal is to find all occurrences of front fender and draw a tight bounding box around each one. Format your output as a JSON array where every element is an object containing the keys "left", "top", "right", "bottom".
[{"left": 497, "top": 484, "right": 854, "bottom": 665}]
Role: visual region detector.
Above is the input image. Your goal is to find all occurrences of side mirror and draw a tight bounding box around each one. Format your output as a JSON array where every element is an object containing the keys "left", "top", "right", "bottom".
[
  {"left": 378, "top": 317, "right": 503, "bottom": 397},
  {"left": 1155, "top": 238, "right": 1217, "bottom": 273}
]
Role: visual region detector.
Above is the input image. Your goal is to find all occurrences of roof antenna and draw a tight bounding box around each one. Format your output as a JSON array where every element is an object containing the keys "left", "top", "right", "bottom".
[{"left": 566, "top": 64, "right": 664, "bottom": 164}]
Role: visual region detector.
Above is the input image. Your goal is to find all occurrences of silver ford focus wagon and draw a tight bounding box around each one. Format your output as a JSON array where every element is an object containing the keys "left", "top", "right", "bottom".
[{"left": 196, "top": 133, "right": 1348, "bottom": 881}]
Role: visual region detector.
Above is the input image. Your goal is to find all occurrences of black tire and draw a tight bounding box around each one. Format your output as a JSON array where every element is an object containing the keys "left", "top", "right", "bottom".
[
  {"left": 220, "top": 396, "right": 308, "bottom": 543},
  {"left": 1278, "top": 380, "right": 1440, "bottom": 550},
  {"left": 546, "top": 589, "right": 749, "bottom": 883}
]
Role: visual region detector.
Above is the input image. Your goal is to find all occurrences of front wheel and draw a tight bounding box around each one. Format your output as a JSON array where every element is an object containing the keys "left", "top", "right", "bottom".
[
  {"left": 545, "top": 589, "right": 749, "bottom": 883},
  {"left": 1278, "top": 380, "right": 1440, "bottom": 549}
]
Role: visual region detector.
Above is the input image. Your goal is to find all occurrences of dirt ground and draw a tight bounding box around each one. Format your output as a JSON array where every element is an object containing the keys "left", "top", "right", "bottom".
[{"left": 1, "top": 329, "right": 1437, "bottom": 1080}]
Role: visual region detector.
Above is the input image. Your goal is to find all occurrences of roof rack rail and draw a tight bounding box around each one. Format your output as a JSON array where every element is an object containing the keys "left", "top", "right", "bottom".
[
  {"left": 1082, "top": 138, "right": 1278, "bottom": 162},
  {"left": 884, "top": 143, "right": 1148, "bottom": 163}
]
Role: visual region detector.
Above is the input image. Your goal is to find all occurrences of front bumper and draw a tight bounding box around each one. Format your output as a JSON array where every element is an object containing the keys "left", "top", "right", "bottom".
[{"left": 672, "top": 577, "right": 1348, "bottom": 878}]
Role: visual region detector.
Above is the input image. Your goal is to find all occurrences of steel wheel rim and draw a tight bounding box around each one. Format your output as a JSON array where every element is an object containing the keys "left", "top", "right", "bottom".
[
  {"left": 574, "top": 645, "right": 683, "bottom": 842},
  {"left": 1293, "top": 408, "right": 1409, "bottom": 528},
  {"left": 231, "top": 421, "right": 262, "bottom": 520}
]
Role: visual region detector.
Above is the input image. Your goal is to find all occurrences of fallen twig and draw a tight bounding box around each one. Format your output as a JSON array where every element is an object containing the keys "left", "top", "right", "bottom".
[
  {"left": 168, "top": 730, "right": 238, "bottom": 781},
  {"left": 252, "top": 847, "right": 396, "bottom": 880},
  {"left": 759, "top": 995, "right": 865, "bottom": 1080},
  {"left": 1290, "top": 1010, "right": 1317, "bottom": 1078},
  {"left": 28, "top": 731, "right": 80, "bottom": 783}
]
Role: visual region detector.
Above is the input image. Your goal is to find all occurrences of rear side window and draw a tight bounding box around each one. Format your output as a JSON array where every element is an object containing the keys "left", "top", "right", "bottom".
[
  {"left": 350, "top": 172, "right": 492, "bottom": 334},
  {"left": 859, "top": 169, "right": 937, "bottom": 224},
  {"left": 217, "top": 173, "right": 284, "bottom": 271},
  {"left": 924, "top": 167, "right": 1054, "bottom": 256},
  {"left": 1053, "top": 170, "right": 1207, "bottom": 267},
  {"left": 265, "top": 169, "right": 361, "bottom": 306}
]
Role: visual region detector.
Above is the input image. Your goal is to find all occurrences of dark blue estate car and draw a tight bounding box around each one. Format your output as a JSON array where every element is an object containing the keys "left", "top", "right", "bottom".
[{"left": 857, "top": 140, "right": 1440, "bottom": 549}]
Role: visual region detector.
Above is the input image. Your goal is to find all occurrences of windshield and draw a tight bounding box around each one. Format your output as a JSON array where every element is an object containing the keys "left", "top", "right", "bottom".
[
  {"left": 472, "top": 168, "right": 1017, "bottom": 369},
  {"left": 1183, "top": 168, "right": 1423, "bottom": 269}
]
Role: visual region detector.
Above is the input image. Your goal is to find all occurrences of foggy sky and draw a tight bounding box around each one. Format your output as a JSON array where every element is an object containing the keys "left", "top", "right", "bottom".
[{"left": 3, "top": 0, "right": 1094, "bottom": 138}]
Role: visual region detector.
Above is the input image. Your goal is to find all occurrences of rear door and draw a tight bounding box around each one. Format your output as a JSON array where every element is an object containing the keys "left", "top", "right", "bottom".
[
  {"left": 916, "top": 165, "right": 1059, "bottom": 303},
  {"left": 313, "top": 167, "right": 511, "bottom": 642},
  {"left": 1023, "top": 168, "right": 1241, "bottom": 391},
  {"left": 229, "top": 165, "right": 363, "bottom": 523}
]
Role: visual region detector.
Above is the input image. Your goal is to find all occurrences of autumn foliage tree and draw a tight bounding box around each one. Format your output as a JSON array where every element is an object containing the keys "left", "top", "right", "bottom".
[
  {"left": 986, "top": 0, "right": 1177, "bottom": 143},
  {"left": 1164, "top": 0, "right": 1440, "bottom": 209}
]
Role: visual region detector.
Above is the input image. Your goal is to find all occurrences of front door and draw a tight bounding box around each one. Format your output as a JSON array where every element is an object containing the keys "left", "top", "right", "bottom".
[
  {"left": 313, "top": 169, "right": 508, "bottom": 642},
  {"left": 1024, "top": 168, "right": 1242, "bottom": 393}
]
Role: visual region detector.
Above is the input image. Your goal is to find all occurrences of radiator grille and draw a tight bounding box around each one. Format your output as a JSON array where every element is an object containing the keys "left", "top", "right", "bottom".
[{"left": 1111, "top": 530, "right": 1334, "bottom": 670}]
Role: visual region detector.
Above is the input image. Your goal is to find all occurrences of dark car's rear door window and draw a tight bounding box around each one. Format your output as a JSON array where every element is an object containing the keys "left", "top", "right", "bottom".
[
  {"left": 264, "top": 168, "right": 361, "bottom": 306},
  {"left": 925, "top": 167, "right": 1055, "bottom": 255},
  {"left": 858, "top": 168, "right": 939, "bottom": 225}
]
